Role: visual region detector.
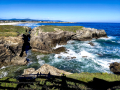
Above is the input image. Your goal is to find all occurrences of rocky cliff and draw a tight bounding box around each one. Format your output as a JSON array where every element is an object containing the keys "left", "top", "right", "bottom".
[
  {"left": 0, "top": 26, "right": 31, "bottom": 68},
  {"left": 30, "top": 26, "right": 107, "bottom": 54}
]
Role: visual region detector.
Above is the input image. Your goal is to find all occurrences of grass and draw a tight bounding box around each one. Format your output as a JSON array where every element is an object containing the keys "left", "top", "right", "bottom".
[
  {"left": 36, "top": 25, "right": 83, "bottom": 33},
  {"left": 67, "top": 72, "right": 120, "bottom": 82},
  {"left": 0, "top": 72, "right": 120, "bottom": 89},
  {"left": 0, "top": 25, "right": 28, "bottom": 37}
]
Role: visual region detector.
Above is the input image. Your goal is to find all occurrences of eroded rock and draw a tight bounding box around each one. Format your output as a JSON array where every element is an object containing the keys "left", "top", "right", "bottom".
[
  {"left": 0, "top": 36, "right": 24, "bottom": 67},
  {"left": 22, "top": 64, "right": 72, "bottom": 76},
  {"left": 0, "top": 26, "right": 31, "bottom": 68},
  {"left": 30, "top": 26, "right": 107, "bottom": 54}
]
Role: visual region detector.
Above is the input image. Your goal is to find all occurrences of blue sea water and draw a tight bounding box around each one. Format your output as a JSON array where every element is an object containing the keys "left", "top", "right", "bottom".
[{"left": 17, "top": 23, "right": 120, "bottom": 74}]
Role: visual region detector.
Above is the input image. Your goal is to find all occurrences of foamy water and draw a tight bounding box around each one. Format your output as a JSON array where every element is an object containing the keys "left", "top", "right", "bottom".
[{"left": 39, "top": 35, "right": 120, "bottom": 73}]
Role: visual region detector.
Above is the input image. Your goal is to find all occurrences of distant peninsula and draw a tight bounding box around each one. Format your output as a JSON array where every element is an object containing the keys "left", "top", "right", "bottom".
[{"left": 0, "top": 18, "right": 75, "bottom": 24}]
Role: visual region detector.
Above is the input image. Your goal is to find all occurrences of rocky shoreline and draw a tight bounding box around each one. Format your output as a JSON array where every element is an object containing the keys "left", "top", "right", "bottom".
[
  {"left": 1, "top": 25, "right": 119, "bottom": 76},
  {"left": 30, "top": 26, "right": 108, "bottom": 54}
]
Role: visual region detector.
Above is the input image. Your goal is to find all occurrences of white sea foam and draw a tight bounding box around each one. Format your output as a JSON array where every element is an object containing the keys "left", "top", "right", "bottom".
[
  {"left": 26, "top": 50, "right": 31, "bottom": 58},
  {"left": 54, "top": 49, "right": 80, "bottom": 62},
  {"left": 0, "top": 71, "right": 8, "bottom": 78},
  {"left": 38, "top": 60, "right": 45, "bottom": 65},
  {"left": 67, "top": 40, "right": 75, "bottom": 44},
  {"left": 98, "top": 36, "right": 116, "bottom": 40},
  {"left": 0, "top": 66, "right": 6, "bottom": 70},
  {"left": 79, "top": 50, "right": 95, "bottom": 58},
  {"left": 52, "top": 44, "right": 64, "bottom": 49},
  {"left": 36, "top": 55, "right": 45, "bottom": 59}
]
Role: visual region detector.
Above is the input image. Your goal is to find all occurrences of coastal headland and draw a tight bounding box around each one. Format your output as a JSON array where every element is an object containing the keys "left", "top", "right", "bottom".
[{"left": 0, "top": 24, "right": 120, "bottom": 89}]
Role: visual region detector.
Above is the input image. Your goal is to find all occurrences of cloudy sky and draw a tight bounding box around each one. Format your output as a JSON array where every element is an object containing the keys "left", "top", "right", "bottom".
[{"left": 0, "top": 0, "right": 120, "bottom": 22}]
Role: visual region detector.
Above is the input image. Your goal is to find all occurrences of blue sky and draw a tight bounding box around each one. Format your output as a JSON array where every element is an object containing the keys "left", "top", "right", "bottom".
[{"left": 0, "top": 0, "right": 120, "bottom": 22}]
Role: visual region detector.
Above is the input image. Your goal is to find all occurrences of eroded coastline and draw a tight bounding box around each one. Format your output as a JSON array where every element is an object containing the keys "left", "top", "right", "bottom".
[{"left": 1, "top": 24, "right": 120, "bottom": 79}]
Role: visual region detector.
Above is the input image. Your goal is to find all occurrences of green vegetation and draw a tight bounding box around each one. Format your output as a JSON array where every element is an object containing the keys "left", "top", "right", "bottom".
[
  {"left": 0, "top": 25, "right": 27, "bottom": 37},
  {"left": 67, "top": 72, "right": 120, "bottom": 82},
  {"left": 38, "top": 25, "right": 83, "bottom": 33},
  {"left": 0, "top": 72, "right": 120, "bottom": 89}
]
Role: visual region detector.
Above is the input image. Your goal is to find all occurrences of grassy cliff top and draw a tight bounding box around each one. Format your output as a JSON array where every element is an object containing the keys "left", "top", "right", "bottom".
[
  {"left": 0, "top": 25, "right": 28, "bottom": 37},
  {"left": 0, "top": 72, "right": 120, "bottom": 89},
  {"left": 36, "top": 25, "right": 83, "bottom": 32}
]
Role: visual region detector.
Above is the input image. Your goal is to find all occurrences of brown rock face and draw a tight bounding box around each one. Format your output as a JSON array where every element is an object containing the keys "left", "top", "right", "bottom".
[
  {"left": 0, "top": 26, "right": 31, "bottom": 67},
  {"left": 30, "top": 26, "right": 107, "bottom": 54},
  {"left": 23, "top": 64, "right": 72, "bottom": 76},
  {"left": 109, "top": 62, "right": 120, "bottom": 74},
  {"left": 0, "top": 36, "right": 27, "bottom": 67},
  {"left": 30, "top": 28, "right": 75, "bottom": 53}
]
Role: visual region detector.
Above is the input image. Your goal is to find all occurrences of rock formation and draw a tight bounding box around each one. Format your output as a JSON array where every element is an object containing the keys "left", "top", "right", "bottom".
[
  {"left": 72, "top": 27, "right": 107, "bottom": 41},
  {"left": 109, "top": 62, "right": 120, "bottom": 74},
  {"left": 30, "top": 27, "right": 75, "bottom": 53},
  {"left": 0, "top": 36, "right": 28, "bottom": 67},
  {"left": 0, "top": 26, "right": 31, "bottom": 68},
  {"left": 30, "top": 26, "right": 107, "bottom": 54},
  {"left": 22, "top": 64, "right": 72, "bottom": 76}
]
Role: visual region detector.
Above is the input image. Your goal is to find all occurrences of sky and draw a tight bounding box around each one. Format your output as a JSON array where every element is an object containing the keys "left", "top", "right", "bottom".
[{"left": 0, "top": 0, "right": 120, "bottom": 22}]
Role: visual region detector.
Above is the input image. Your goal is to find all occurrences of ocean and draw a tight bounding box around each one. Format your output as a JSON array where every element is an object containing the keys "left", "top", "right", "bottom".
[{"left": 0, "top": 23, "right": 120, "bottom": 78}]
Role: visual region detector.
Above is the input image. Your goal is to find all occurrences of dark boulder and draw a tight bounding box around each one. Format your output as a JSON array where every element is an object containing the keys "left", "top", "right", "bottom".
[
  {"left": 109, "top": 62, "right": 120, "bottom": 74},
  {"left": 88, "top": 42, "right": 95, "bottom": 46},
  {"left": 53, "top": 47, "right": 66, "bottom": 54}
]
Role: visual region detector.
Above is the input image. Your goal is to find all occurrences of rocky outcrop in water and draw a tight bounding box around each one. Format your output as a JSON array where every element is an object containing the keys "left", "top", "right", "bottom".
[
  {"left": 30, "top": 27, "right": 75, "bottom": 53},
  {"left": 30, "top": 26, "right": 107, "bottom": 53},
  {"left": 22, "top": 64, "right": 72, "bottom": 76},
  {"left": 72, "top": 27, "right": 107, "bottom": 41},
  {"left": 109, "top": 62, "right": 120, "bottom": 74},
  {"left": 53, "top": 47, "right": 67, "bottom": 54}
]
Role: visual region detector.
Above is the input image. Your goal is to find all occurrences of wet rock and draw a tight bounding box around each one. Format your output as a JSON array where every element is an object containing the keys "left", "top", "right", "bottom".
[
  {"left": 82, "top": 56, "right": 87, "bottom": 58},
  {"left": 88, "top": 42, "right": 95, "bottom": 46},
  {"left": 97, "top": 53, "right": 102, "bottom": 56},
  {"left": 71, "top": 57, "right": 76, "bottom": 59},
  {"left": 109, "top": 62, "right": 120, "bottom": 74},
  {"left": 53, "top": 47, "right": 66, "bottom": 54},
  {"left": 65, "top": 56, "right": 71, "bottom": 60},
  {"left": 58, "top": 56, "right": 62, "bottom": 59},
  {"left": 23, "top": 64, "right": 72, "bottom": 76}
]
